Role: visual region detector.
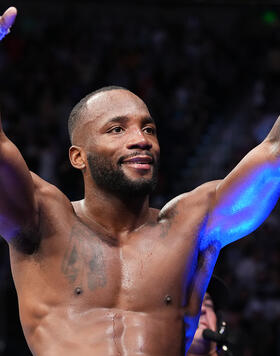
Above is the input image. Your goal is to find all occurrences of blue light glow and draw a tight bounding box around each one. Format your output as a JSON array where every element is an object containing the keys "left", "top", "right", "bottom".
[
  {"left": 205, "top": 164, "right": 280, "bottom": 249},
  {"left": 0, "top": 26, "right": 10, "bottom": 41}
]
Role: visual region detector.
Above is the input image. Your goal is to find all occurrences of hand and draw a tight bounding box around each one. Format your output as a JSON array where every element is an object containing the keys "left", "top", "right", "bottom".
[{"left": 0, "top": 7, "right": 17, "bottom": 41}]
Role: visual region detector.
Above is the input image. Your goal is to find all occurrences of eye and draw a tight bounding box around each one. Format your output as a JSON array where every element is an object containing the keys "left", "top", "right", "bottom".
[
  {"left": 108, "top": 126, "right": 124, "bottom": 134},
  {"left": 143, "top": 126, "right": 156, "bottom": 135}
]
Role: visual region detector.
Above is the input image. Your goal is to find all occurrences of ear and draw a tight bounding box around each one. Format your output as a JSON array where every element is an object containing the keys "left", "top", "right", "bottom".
[{"left": 69, "top": 145, "right": 86, "bottom": 170}]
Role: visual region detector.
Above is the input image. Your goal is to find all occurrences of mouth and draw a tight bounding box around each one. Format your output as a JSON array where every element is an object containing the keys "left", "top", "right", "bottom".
[{"left": 120, "top": 155, "right": 154, "bottom": 171}]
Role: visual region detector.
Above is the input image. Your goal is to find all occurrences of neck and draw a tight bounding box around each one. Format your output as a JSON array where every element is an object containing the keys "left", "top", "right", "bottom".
[{"left": 81, "top": 183, "right": 151, "bottom": 242}]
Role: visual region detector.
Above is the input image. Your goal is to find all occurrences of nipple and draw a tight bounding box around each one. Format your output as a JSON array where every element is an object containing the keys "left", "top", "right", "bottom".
[
  {"left": 164, "top": 295, "right": 172, "bottom": 305},
  {"left": 75, "top": 287, "right": 83, "bottom": 295}
]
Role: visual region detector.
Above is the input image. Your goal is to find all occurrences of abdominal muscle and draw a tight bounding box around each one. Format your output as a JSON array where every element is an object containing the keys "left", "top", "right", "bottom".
[{"left": 24, "top": 305, "right": 185, "bottom": 356}]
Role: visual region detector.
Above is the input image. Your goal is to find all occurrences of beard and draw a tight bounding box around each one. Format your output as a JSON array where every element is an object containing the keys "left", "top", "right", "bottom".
[{"left": 87, "top": 151, "right": 158, "bottom": 197}]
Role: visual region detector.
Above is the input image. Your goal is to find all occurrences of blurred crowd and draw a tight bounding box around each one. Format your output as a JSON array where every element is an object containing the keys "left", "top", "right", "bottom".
[{"left": 1, "top": 1, "right": 280, "bottom": 355}]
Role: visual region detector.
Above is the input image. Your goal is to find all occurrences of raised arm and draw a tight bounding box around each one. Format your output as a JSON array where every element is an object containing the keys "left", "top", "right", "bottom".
[
  {"left": 0, "top": 7, "right": 39, "bottom": 242},
  {"left": 0, "top": 113, "right": 39, "bottom": 241},
  {"left": 204, "top": 116, "right": 280, "bottom": 249}
]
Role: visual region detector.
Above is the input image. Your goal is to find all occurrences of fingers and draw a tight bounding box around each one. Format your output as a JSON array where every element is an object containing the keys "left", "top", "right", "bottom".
[{"left": 0, "top": 7, "right": 17, "bottom": 41}]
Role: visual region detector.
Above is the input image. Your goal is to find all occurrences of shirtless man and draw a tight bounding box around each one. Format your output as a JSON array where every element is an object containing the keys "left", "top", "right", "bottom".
[{"left": 1, "top": 6, "right": 280, "bottom": 356}]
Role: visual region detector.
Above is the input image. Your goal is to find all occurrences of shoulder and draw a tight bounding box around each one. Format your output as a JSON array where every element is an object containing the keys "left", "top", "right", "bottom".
[
  {"left": 10, "top": 172, "right": 74, "bottom": 254},
  {"left": 158, "top": 180, "right": 221, "bottom": 221},
  {"left": 31, "top": 172, "right": 74, "bottom": 227},
  {"left": 31, "top": 171, "right": 72, "bottom": 208}
]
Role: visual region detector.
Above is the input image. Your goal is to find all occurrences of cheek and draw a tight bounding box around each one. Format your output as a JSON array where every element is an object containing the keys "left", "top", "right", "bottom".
[
  {"left": 207, "top": 311, "right": 217, "bottom": 330},
  {"left": 154, "top": 140, "right": 160, "bottom": 153},
  {"left": 86, "top": 143, "right": 114, "bottom": 161},
  {"left": 90, "top": 139, "right": 122, "bottom": 158}
]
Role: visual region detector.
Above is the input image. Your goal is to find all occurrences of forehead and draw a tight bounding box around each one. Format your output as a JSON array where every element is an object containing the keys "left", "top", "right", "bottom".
[{"left": 85, "top": 89, "right": 151, "bottom": 125}]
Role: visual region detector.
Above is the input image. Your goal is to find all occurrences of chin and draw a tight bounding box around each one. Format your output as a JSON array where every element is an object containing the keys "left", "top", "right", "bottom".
[
  {"left": 123, "top": 168, "right": 154, "bottom": 180},
  {"left": 121, "top": 170, "right": 157, "bottom": 190},
  {"left": 126, "top": 175, "right": 153, "bottom": 184}
]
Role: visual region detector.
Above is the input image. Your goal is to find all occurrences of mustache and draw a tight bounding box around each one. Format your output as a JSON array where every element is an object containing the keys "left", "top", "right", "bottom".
[{"left": 118, "top": 151, "right": 155, "bottom": 164}]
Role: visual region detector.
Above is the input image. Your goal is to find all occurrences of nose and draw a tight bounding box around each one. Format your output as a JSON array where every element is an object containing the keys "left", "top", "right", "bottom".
[
  {"left": 126, "top": 128, "right": 152, "bottom": 150},
  {"left": 200, "top": 303, "right": 207, "bottom": 315}
]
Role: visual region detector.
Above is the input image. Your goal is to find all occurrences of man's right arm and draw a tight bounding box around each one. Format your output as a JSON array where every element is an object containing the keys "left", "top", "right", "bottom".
[
  {"left": 0, "top": 114, "right": 39, "bottom": 242},
  {"left": 0, "top": 8, "right": 39, "bottom": 241}
]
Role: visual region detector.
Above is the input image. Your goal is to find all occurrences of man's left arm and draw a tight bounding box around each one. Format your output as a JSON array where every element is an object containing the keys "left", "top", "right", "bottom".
[{"left": 204, "top": 116, "right": 280, "bottom": 249}]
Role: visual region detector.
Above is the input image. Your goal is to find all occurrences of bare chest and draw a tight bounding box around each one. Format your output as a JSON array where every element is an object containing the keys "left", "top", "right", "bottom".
[
  {"left": 11, "top": 213, "right": 215, "bottom": 314},
  {"left": 56, "top": 220, "right": 198, "bottom": 310},
  {"left": 10, "top": 215, "right": 219, "bottom": 356}
]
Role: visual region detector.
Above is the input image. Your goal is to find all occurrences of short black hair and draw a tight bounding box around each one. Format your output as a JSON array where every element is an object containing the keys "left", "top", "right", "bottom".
[{"left": 68, "top": 85, "right": 129, "bottom": 143}]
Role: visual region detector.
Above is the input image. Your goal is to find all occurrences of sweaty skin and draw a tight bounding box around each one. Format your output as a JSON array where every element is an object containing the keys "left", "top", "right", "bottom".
[
  {"left": 3, "top": 7, "right": 280, "bottom": 356},
  {"left": 9, "top": 90, "right": 220, "bottom": 355},
  {"left": 10, "top": 183, "right": 218, "bottom": 356}
]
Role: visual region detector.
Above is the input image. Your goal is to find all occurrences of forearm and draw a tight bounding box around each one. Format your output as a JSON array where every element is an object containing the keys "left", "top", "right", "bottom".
[
  {"left": 0, "top": 114, "right": 37, "bottom": 240},
  {"left": 0, "top": 8, "right": 37, "bottom": 240}
]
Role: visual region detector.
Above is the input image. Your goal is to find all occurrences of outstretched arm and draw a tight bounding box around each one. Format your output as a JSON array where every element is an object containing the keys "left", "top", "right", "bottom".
[
  {"left": 0, "top": 112, "right": 38, "bottom": 241},
  {"left": 204, "top": 116, "right": 280, "bottom": 249},
  {"left": 0, "top": 8, "right": 39, "bottom": 242}
]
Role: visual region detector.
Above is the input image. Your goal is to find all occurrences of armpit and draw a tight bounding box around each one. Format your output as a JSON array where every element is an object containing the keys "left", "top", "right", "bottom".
[{"left": 11, "top": 222, "right": 41, "bottom": 255}]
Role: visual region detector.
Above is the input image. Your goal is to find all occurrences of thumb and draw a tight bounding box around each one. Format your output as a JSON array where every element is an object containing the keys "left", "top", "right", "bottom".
[{"left": 1, "top": 7, "right": 17, "bottom": 30}]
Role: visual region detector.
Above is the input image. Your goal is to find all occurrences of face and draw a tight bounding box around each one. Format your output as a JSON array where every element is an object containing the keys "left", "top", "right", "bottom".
[
  {"left": 74, "top": 89, "right": 160, "bottom": 197},
  {"left": 188, "top": 293, "right": 217, "bottom": 354}
]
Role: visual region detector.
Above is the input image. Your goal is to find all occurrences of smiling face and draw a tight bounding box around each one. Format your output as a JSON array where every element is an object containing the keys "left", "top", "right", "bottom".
[
  {"left": 187, "top": 293, "right": 217, "bottom": 355},
  {"left": 70, "top": 89, "right": 160, "bottom": 197}
]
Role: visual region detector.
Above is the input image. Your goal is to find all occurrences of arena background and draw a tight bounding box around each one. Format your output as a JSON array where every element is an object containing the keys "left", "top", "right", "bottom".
[{"left": 1, "top": 0, "right": 280, "bottom": 354}]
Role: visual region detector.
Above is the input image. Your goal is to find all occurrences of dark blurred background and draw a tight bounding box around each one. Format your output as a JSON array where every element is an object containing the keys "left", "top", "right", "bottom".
[{"left": 1, "top": 0, "right": 280, "bottom": 355}]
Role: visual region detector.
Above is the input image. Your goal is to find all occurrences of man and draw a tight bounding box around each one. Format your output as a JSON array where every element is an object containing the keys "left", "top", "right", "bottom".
[
  {"left": 0, "top": 6, "right": 280, "bottom": 356},
  {"left": 187, "top": 276, "right": 230, "bottom": 356}
]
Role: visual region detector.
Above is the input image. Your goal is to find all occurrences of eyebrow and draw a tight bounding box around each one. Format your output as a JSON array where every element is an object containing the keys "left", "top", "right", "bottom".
[
  {"left": 204, "top": 295, "right": 214, "bottom": 303},
  {"left": 106, "top": 115, "right": 156, "bottom": 125}
]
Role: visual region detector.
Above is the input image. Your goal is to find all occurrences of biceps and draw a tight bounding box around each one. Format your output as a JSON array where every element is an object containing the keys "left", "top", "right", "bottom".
[{"left": 205, "top": 164, "right": 280, "bottom": 248}]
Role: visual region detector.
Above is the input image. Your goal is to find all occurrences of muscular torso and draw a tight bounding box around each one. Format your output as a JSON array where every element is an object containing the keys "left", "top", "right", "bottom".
[{"left": 9, "top": 182, "right": 220, "bottom": 356}]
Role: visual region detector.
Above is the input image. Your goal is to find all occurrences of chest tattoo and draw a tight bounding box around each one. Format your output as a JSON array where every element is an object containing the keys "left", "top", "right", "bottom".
[
  {"left": 159, "top": 207, "right": 178, "bottom": 239},
  {"left": 61, "top": 222, "right": 107, "bottom": 291}
]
